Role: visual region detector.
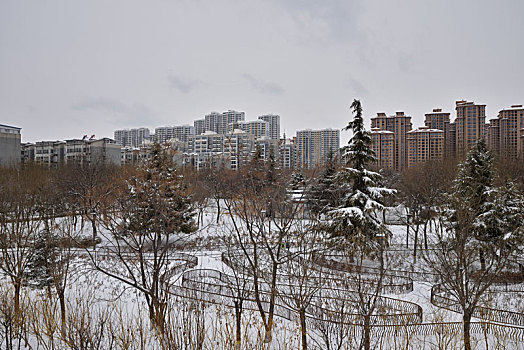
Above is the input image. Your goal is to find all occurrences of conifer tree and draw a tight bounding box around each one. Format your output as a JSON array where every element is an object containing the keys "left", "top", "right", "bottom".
[{"left": 326, "top": 99, "right": 395, "bottom": 246}]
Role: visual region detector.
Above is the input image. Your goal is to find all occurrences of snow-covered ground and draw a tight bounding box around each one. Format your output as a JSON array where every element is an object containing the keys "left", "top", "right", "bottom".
[{"left": 1, "top": 206, "right": 523, "bottom": 349}]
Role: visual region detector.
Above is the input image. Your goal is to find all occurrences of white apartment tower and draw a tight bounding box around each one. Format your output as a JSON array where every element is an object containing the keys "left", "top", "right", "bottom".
[
  {"left": 258, "top": 114, "right": 280, "bottom": 140},
  {"left": 114, "top": 128, "right": 150, "bottom": 148},
  {"left": 155, "top": 125, "right": 195, "bottom": 143},
  {"left": 296, "top": 128, "right": 340, "bottom": 169}
]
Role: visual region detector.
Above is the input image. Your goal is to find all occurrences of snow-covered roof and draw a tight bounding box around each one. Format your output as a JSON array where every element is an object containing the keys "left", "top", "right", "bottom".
[
  {"left": 499, "top": 105, "right": 524, "bottom": 112},
  {"left": 407, "top": 128, "right": 444, "bottom": 133}
]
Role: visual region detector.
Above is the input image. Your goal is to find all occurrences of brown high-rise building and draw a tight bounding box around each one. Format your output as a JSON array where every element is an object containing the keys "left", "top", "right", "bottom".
[
  {"left": 370, "top": 128, "right": 394, "bottom": 170},
  {"left": 407, "top": 127, "right": 444, "bottom": 167},
  {"left": 443, "top": 121, "right": 457, "bottom": 158},
  {"left": 486, "top": 105, "right": 524, "bottom": 159},
  {"left": 486, "top": 118, "right": 501, "bottom": 155},
  {"left": 424, "top": 109, "right": 450, "bottom": 131},
  {"left": 371, "top": 111, "right": 412, "bottom": 171},
  {"left": 455, "top": 100, "right": 486, "bottom": 157}
]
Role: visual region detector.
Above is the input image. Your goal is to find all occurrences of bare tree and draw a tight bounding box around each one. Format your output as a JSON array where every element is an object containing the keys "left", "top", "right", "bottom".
[{"left": 88, "top": 144, "right": 196, "bottom": 335}]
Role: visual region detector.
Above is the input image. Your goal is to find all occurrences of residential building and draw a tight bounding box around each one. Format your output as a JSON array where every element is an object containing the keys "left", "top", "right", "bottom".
[
  {"left": 114, "top": 128, "right": 150, "bottom": 148},
  {"left": 279, "top": 138, "right": 297, "bottom": 169},
  {"left": 371, "top": 111, "right": 412, "bottom": 171},
  {"left": 34, "top": 141, "right": 66, "bottom": 165},
  {"left": 492, "top": 105, "right": 524, "bottom": 159},
  {"left": 296, "top": 128, "right": 340, "bottom": 169},
  {"left": 204, "top": 110, "right": 245, "bottom": 135},
  {"left": 64, "top": 138, "right": 121, "bottom": 165},
  {"left": 255, "top": 136, "right": 279, "bottom": 162},
  {"left": 444, "top": 121, "right": 457, "bottom": 158},
  {"left": 424, "top": 109, "right": 450, "bottom": 131},
  {"left": 194, "top": 119, "right": 205, "bottom": 135},
  {"left": 0, "top": 124, "right": 21, "bottom": 166},
  {"left": 455, "top": 100, "right": 486, "bottom": 157},
  {"left": 486, "top": 118, "right": 501, "bottom": 155},
  {"left": 155, "top": 125, "right": 195, "bottom": 143},
  {"left": 370, "top": 128, "right": 394, "bottom": 170},
  {"left": 407, "top": 127, "right": 444, "bottom": 167},
  {"left": 228, "top": 120, "right": 269, "bottom": 139},
  {"left": 258, "top": 114, "right": 281, "bottom": 140}
]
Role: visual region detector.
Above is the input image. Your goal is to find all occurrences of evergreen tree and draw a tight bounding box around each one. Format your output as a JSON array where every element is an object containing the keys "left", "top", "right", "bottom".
[
  {"left": 450, "top": 139, "right": 494, "bottom": 230},
  {"left": 326, "top": 100, "right": 395, "bottom": 246},
  {"left": 307, "top": 150, "right": 339, "bottom": 216},
  {"left": 25, "top": 229, "right": 55, "bottom": 290},
  {"left": 126, "top": 143, "right": 196, "bottom": 237},
  {"left": 475, "top": 180, "right": 524, "bottom": 252}
]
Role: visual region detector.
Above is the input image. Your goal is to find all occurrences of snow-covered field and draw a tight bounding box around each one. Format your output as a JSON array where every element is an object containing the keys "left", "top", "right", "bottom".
[{"left": 1, "top": 207, "right": 523, "bottom": 349}]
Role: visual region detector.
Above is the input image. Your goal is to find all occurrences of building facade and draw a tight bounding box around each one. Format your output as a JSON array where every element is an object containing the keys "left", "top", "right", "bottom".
[
  {"left": 455, "top": 100, "right": 486, "bottom": 157},
  {"left": 155, "top": 125, "right": 195, "bottom": 143},
  {"left": 371, "top": 112, "right": 412, "bottom": 171},
  {"left": 204, "top": 110, "right": 245, "bottom": 135},
  {"left": 406, "top": 127, "right": 444, "bottom": 167},
  {"left": 228, "top": 120, "right": 269, "bottom": 139},
  {"left": 296, "top": 128, "right": 340, "bottom": 169},
  {"left": 424, "top": 109, "right": 450, "bottom": 131},
  {"left": 370, "top": 128, "right": 394, "bottom": 170},
  {"left": 258, "top": 114, "right": 280, "bottom": 140},
  {"left": 0, "top": 124, "right": 21, "bottom": 166},
  {"left": 114, "top": 128, "right": 150, "bottom": 148}
]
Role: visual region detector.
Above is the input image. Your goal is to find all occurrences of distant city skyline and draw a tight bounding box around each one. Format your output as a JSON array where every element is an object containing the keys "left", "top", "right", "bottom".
[{"left": 1, "top": 1, "right": 523, "bottom": 145}]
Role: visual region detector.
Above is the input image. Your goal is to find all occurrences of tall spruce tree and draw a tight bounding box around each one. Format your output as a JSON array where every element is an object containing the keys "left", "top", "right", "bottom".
[{"left": 326, "top": 99, "right": 395, "bottom": 246}]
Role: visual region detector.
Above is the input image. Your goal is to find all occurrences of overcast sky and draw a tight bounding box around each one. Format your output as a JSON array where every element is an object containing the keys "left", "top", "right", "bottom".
[{"left": 1, "top": 0, "right": 523, "bottom": 144}]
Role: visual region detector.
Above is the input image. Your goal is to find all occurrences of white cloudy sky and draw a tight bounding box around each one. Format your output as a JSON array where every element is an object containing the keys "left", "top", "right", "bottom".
[{"left": 1, "top": 0, "right": 523, "bottom": 144}]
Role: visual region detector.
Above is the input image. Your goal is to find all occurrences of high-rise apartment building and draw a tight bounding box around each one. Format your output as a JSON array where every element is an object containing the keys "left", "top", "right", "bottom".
[
  {"left": 455, "top": 100, "right": 486, "bottom": 157},
  {"left": 258, "top": 114, "right": 280, "bottom": 140},
  {"left": 194, "top": 119, "right": 205, "bottom": 135},
  {"left": 296, "top": 128, "right": 340, "bottom": 169},
  {"left": 486, "top": 118, "right": 501, "bottom": 155},
  {"left": 370, "top": 128, "right": 394, "bottom": 170},
  {"left": 155, "top": 125, "right": 195, "bottom": 143},
  {"left": 279, "top": 139, "right": 297, "bottom": 169},
  {"left": 371, "top": 111, "right": 412, "bottom": 171},
  {"left": 228, "top": 120, "right": 269, "bottom": 139},
  {"left": 424, "top": 109, "right": 450, "bottom": 131},
  {"left": 491, "top": 105, "right": 524, "bottom": 159},
  {"left": 443, "top": 121, "right": 457, "bottom": 157},
  {"left": 406, "top": 127, "right": 444, "bottom": 167},
  {"left": 114, "top": 128, "right": 150, "bottom": 148},
  {"left": 0, "top": 124, "right": 21, "bottom": 165},
  {"left": 204, "top": 110, "right": 245, "bottom": 135}
]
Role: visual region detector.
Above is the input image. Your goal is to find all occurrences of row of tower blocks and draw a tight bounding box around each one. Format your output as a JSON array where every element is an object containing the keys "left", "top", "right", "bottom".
[
  {"left": 371, "top": 101, "right": 524, "bottom": 171},
  {"left": 113, "top": 111, "right": 340, "bottom": 170},
  {"left": 4, "top": 101, "right": 521, "bottom": 170}
]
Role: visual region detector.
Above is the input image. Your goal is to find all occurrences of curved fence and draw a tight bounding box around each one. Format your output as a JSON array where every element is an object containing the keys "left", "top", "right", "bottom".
[
  {"left": 179, "top": 268, "right": 422, "bottom": 326},
  {"left": 431, "top": 284, "right": 524, "bottom": 327}
]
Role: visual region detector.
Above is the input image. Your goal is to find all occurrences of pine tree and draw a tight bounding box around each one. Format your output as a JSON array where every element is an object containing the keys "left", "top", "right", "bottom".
[{"left": 326, "top": 100, "right": 395, "bottom": 246}]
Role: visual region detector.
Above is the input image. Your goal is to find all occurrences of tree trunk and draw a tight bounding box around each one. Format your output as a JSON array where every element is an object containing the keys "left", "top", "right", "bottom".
[
  {"left": 300, "top": 308, "right": 307, "bottom": 350},
  {"left": 216, "top": 198, "right": 221, "bottom": 224},
  {"left": 363, "top": 314, "right": 371, "bottom": 350},
  {"left": 479, "top": 249, "right": 486, "bottom": 271},
  {"left": 14, "top": 281, "right": 21, "bottom": 317},
  {"left": 91, "top": 214, "right": 97, "bottom": 248},
  {"left": 405, "top": 210, "right": 410, "bottom": 248},
  {"left": 413, "top": 223, "right": 419, "bottom": 264},
  {"left": 59, "top": 290, "right": 66, "bottom": 331},
  {"left": 463, "top": 311, "right": 472, "bottom": 350},
  {"left": 234, "top": 300, "right": 242, "bottom": 349},
  {"left": 423, "top": 220, "right": 428, "bottom": 250}
]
